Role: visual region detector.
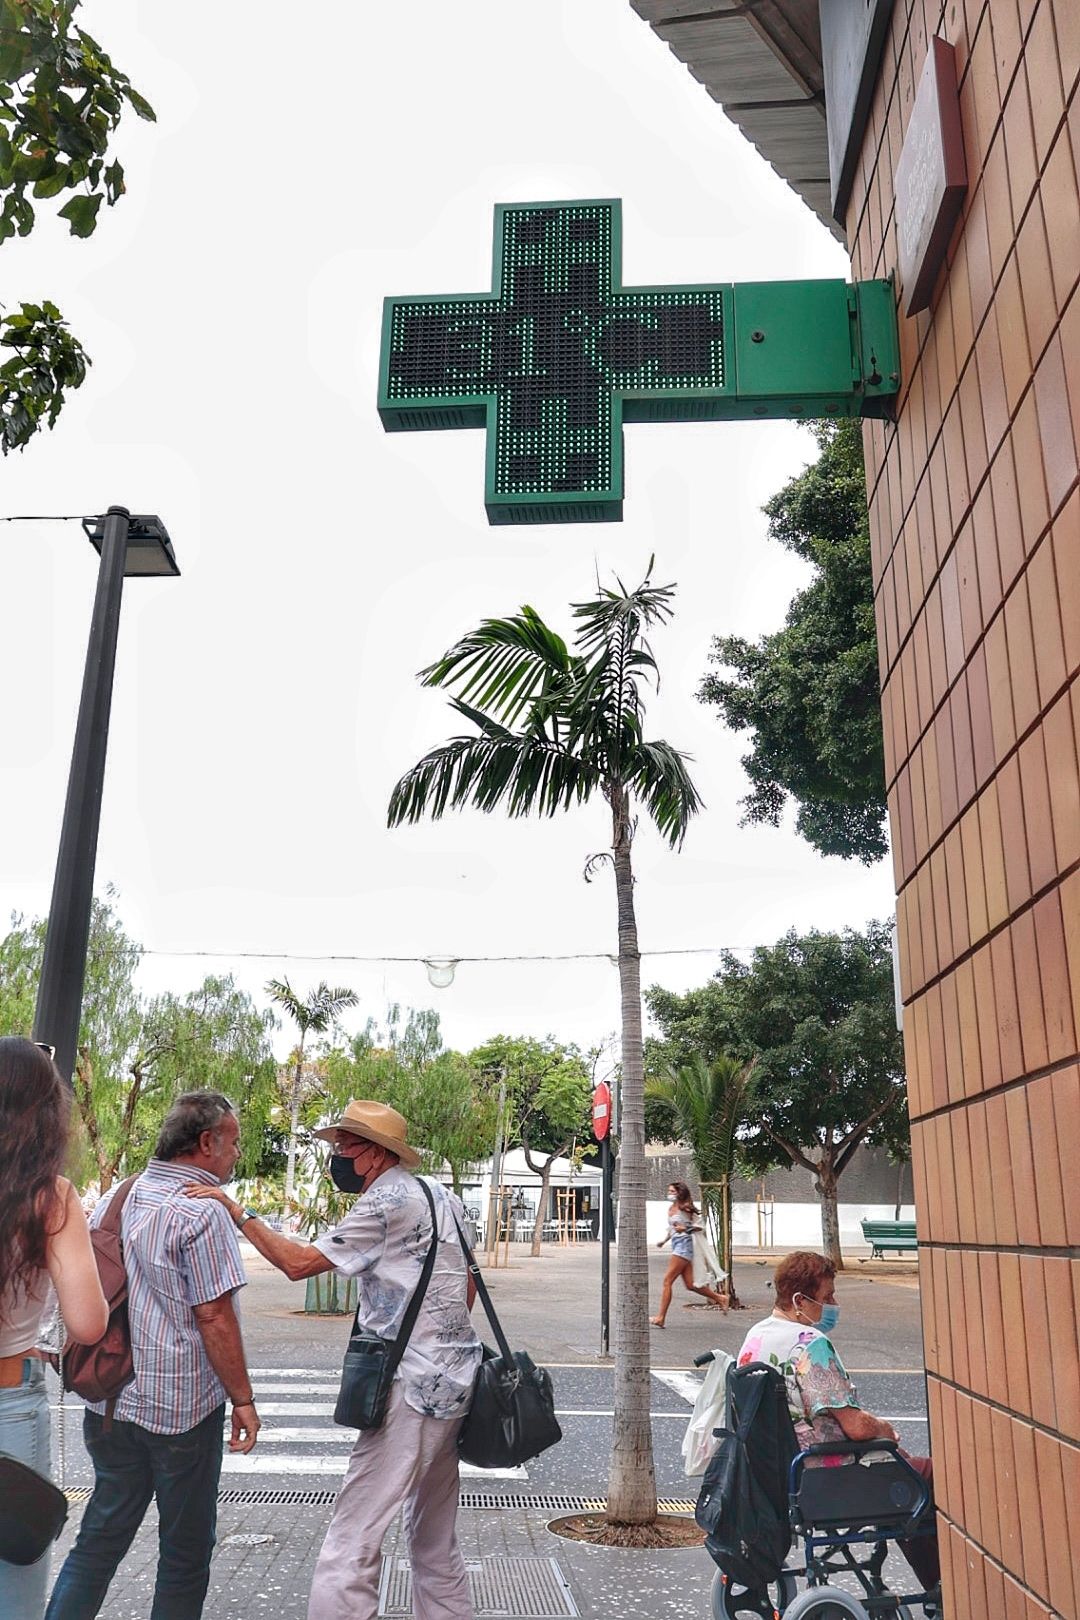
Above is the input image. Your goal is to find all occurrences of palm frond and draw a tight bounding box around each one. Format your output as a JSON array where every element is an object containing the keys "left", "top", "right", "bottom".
[
  {"left": 624, "top": 739, "right": 704, "bottom": 847},
  {"left": 419, "top": 608, "right": 575, "bottom": 729},
  {"left": 388, "top": 734, "right": 602, "bottom": 827}
]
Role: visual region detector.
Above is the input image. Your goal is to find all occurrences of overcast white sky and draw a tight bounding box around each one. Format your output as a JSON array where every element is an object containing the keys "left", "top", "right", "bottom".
[{"left": 0, "top": 0, "right": 895, "bottom": 1060}]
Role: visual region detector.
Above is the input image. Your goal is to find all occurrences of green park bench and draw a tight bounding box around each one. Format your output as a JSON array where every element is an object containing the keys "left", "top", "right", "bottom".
[{"left": 860, "top": 1219, "right": 919, "bottom": 1259}]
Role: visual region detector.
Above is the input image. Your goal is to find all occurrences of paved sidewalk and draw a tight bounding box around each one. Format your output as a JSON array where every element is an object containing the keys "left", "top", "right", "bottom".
[{"left": 44, "top": 1241, "right": 929, "bottom": 1618}]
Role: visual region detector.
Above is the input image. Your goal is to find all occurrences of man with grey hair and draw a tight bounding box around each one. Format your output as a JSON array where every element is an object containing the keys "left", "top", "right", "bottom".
[{"left": 46, "top": 1091, "right": 260, "bottom": 1620}]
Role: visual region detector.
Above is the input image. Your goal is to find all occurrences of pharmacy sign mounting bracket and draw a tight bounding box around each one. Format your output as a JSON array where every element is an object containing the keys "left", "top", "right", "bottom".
[{"left": 378, "top": 199, "right": 900, "bottom": 525}]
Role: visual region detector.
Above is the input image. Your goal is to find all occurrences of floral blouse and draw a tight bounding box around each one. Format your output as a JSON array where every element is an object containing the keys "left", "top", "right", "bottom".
[{"left": 738, "top": 1314, "right": 860, "bottom": 1466}]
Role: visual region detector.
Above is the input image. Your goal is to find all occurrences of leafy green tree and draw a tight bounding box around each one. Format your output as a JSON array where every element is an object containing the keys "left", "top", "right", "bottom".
[
  {"left": 0, "top": 895, "right": 142, "bottom": 1185},
  {"left": 644, "top": 1053, "right": 757, "bottom": 1305},
  {"left": 470, "top": 1034, "right": 593, "bottom": 1257},
  {"left": 0, "top": 0, "right": 155, "bottom": 452},
  {"left": 388, "top": 565, "right": 701, "bottom": 1531},
  {"left": 647, "top": 922, "right": 907, "bottom": 1267},
  {"left": 265, "top": 978, "right": 359, "bottom": 1204},
  {"left": 135, "top": 975, "right": 279, "bottom": 1178},
  {"left": 319, "top": 1013, "right": 497, "bottom": 1196},
  {"left": 699, "top": 420, "right": 886, "bottom": 863}
]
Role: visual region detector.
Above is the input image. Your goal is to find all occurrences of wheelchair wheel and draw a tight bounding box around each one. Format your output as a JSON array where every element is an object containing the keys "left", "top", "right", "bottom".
[
  {"left": 710, "top": 1569, "right": 798, "bottom": 1619},
  {"left": 780, "top": 1588, "right": 871, "bottom": 1620}
]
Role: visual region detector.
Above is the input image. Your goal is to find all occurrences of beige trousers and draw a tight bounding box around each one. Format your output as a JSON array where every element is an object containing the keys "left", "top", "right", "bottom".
[{"left": 307, "top": 1382, "right": 473, "bottom": 1620}]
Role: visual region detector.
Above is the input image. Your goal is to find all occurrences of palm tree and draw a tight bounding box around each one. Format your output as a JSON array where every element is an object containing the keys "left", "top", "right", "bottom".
[
  {"left": 388, "top": 566, "right": 701, "bottom": 1528},
  {"left": 645, "top": 1053, "right": 757, "bottom": 1308},
  {"left": 266, "top": 978, "right": 359, "bottom": 1203}
]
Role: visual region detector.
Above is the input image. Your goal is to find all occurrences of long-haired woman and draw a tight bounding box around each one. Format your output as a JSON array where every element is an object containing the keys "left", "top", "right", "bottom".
[
  {"left": 650, "top": 1179, "right": 727, "bottom": 1327},
  {"left": 0, "top": 1037, "right": 108, "bottom": 1615}
]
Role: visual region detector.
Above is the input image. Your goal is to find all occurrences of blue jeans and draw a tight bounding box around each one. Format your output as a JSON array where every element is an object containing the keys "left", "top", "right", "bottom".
[
  {"left": 0, "top": 1358, "right": 53, "bottom": 1619},
  {"left": 44, "top": 1403, "right": 224, "bottom": 1620}
]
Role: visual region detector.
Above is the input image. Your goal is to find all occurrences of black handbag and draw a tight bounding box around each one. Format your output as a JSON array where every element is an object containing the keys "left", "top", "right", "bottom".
[
  {"left": 454, "top": 1221, "right": 562, "bottom": 1468},
  {"left": 0, "top": 1452, "right": 68, "bottom": 1566},
  {"left": 333, "top": 1179, "right": 439, "bottom": 1431}
]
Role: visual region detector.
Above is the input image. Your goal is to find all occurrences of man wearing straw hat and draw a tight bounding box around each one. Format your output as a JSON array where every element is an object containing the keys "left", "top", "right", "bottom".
[{"left": 185, "top": 1099, "right": 481, "bottom": 1620}]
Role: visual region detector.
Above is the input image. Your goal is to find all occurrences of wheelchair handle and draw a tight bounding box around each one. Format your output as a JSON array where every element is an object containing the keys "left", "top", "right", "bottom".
[
  {"left": 693, "top": 1352, "right": 716, "bottom": 1367},
  {"left": 801, "top": 1440, "right": 900, "bottom": 1458}
]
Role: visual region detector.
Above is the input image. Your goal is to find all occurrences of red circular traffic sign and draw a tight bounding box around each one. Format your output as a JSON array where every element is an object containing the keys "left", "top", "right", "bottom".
[{"left": 592, "top": 1081, "right": 612, "bottom": 1141}]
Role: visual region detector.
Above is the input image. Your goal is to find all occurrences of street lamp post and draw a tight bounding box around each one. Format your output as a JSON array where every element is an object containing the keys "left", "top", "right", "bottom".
[{"left": 32, "top": 506, "right": 179, "bottom": 1083}]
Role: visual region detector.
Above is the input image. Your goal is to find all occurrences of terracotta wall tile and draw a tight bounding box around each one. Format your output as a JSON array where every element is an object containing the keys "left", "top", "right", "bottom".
[
  {"left": 1043, "top": 1253, "right": 1080, "bottom": 1437},
  {"left": 996, "top": 757, "right": 1032, "bottom": 912},
  {"left": 1016, "top": 196, "right": 1058, "bottom": 364},
  {"left": 1017, "top": 1255, "right": 1056, "bottom": 1428},
  {"left": 1010, "top": 1414, "right": 1050, "bottom": 1599},
  {"left": 1003, "top": 576, "right": 1040, "bottom": 737},
  {"left": 989, "top": 1406, "right": 1022, "bottom": 1585},
  {"left": 952, "top": 1111, "right": 978, "bottom": 1245},
  {"left": 1034, "top": 332, "right": 1079, "bottom": 518},
  {"left": 973, "top": 939, "right": 1005, "bottom": 1089},
  {"left": 984, "top": 612, "right": 1017, "bottom": 762},
  {"left": 998, "top": 1252, "right": 1031, "bottom": 1411},
  {"left": 946, "top": 1251, "right": 969, "bottom": 1385},
  {"left": 1053, "top": 1065, "right": 1080, "bottom": 1244},
  {"left": 1033, "top": 888, "right": 1078, "bottom": 1063},
  {"left": 959, "top": 805, "right": 988, "bottom": 944},
  {"left": 1033, "top": 1428, "right": 1077, "bottom": 1619},
  {"left": 954, "top": 1391, "right": 982, "bottom": 1543},
  {"left": 1059, "top": 1435, "right": 1080, "bottom": 1612},
  {"left": 970, "top": 1394, "right": 1001, "bottom": 1554},
  {"left": 1026, "top": 0, "right": 1067, "bottom": 165},
  {"left": 975, "top": 292, "right": 1010, "bottom": 456},
  {"left": 1025, "top": 537, "right": 1068, "bottom": 708},
  {"left": 951, "top": 679, "right": 977, "bottom": 811},
  {"left": 1012, "top": 389, "right": 1053, "bottom": 556},
  {"left": 976, "top": 1244, "right": 1007, "bottom": 1398},
  {"left": 1017, "top": 729, "right": 1057, "bottom": 894},
  {"left": 1057, "top": 490, "right": 1080, "bottom": 676},
  {"left": 1007, "top": 1088, "right": 1040, "bottom": 1247},
  {"left": 990, "top": 926, "right": 1025, "bottom": 1084},
  {"left": 1027, "top": 1075, "right": 1069, "bottom": 1246},
  {"left": 996, "top": 255, "right": 1033, "bottom": 418},
  {"left": 1042, "top": 124, "right": 1080, "bottom": 315},
  {"left": 1012, "top": 909, "right": 1050, "bottom": 1071},
  {"left": 1061, "top": 869, "right": 1080, "bottom": 1057},
  {"left": 956, "top": 953, "right": 985, "bottom": 1094},
  {"left": 978, "top": 776, "right": 1010, "bottom": 928},
  {"left": 990, "top": 434, "right": 1025, "bottom": 591}
]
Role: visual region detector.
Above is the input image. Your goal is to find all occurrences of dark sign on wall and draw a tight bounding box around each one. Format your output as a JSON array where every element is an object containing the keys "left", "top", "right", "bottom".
[
  {"left": 820, "top": 0, "right": 895, "bottom": 228},
  {"left": 894, "top": 37, "right": 968, "bottom": 316}
]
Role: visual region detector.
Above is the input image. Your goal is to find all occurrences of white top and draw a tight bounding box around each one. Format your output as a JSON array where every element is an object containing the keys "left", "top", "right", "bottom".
[
  {"left": 0, "top": 1268, "right": 53, "bottom": 1357},
  {"left": 315, "top": 1169, "right": 481, "bottom": 1421}
]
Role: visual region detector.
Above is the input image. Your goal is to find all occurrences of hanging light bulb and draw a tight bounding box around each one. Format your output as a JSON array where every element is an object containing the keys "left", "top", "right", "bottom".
[{"left": 423, "top": 957, "right": 458, "bottom": 989}]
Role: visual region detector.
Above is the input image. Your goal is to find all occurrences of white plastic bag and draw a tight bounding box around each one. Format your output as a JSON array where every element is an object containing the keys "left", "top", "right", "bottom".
[{"left": 681, "top": 1349, "right": 734, "bottom": 1477}]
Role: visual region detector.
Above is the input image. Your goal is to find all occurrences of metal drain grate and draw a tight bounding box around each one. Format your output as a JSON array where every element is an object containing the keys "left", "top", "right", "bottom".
[
  {"left": 217, "top": 1488, "right": 338, "bottom": 1506},
  {"left": 380, "top": 1556, "right": 577, "bottom": 1618},
  {"left": 73, "top": 1486, "right": 696, "bottom": 1515}
]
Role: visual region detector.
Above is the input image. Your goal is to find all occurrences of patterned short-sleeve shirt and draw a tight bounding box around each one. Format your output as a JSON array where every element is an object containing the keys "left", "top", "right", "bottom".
[
  {"left": 738, "top": 1314, "right": 860, "bottom": 1466},
  {"left": 315, "top": 1169, "right": 481, "bottom": 1420},
  {"left": 87, "top": 1160, "right": 247, "bottom": 1434}
]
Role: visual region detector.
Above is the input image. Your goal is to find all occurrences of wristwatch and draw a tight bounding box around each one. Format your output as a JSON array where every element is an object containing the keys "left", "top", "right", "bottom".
[{"left": 236, "top": 1208, "right": 259, "bottom": 1231}]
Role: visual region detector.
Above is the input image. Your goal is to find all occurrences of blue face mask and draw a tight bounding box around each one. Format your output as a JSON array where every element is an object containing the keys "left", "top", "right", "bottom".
[{"left": 817, "top": 1303, "right": 840, "bottom": 1334}]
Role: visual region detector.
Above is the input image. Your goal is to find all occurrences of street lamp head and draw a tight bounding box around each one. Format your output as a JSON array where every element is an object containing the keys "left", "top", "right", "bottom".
[
  {"left": 82, "top": 511, "right": 180, "bottom": 577},
  {"left": 423, "top": 957, "right": 457, "bottom": 989}
]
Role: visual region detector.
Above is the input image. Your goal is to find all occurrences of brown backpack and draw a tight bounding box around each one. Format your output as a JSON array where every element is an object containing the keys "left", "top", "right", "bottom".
[{"left": 52, "top": 1174, "right": 139, "bottom": 1404}]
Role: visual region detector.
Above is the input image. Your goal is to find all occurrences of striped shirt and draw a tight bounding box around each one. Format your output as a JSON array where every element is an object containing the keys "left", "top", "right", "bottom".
[{"left": 86, "top": 1160, "right": 247, "bottom": 1433}]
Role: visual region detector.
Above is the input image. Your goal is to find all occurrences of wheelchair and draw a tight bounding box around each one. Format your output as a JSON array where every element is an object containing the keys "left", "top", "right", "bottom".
[{"left": 696, "top": 1355, "right": 941, "bottom": 1620}]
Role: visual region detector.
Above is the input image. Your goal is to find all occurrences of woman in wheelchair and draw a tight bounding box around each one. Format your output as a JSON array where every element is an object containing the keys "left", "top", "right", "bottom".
[{"left": 737, "top": 1251, "right": 939, "bottom": 1595}]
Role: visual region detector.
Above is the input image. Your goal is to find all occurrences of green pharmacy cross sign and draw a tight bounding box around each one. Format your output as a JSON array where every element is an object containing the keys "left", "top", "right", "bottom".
[{"left": 378, "top": 200, "right": 900, "bottom": 525}]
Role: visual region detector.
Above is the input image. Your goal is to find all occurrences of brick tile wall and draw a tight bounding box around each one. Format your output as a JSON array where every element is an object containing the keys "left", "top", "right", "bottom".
[{"left": 846, "top": 1, "right": 1080, "bottom": 1614}]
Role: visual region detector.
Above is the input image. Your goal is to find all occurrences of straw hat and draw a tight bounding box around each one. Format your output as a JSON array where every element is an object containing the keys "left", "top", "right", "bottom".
[{"left": 311, "top": 1099, "right": 422, "bottom": 1169}]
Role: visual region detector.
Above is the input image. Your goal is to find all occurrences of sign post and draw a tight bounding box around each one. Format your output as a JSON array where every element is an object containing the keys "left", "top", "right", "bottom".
[{"left": 593, "top": 1080, "right": 613, "bottom": 1356}]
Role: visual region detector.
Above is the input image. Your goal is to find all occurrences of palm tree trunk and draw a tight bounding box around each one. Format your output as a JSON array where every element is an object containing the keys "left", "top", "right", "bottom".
[
  {"left": 284, "top": 1040, "right": 305, "bottom": 1206},
  {"left": 606, "top": 784, "right": 658, "bottom": 1526}
]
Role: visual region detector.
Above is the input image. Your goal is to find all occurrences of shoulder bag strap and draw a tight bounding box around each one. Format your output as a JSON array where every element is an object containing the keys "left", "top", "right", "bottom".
[
  {"left": 98, "top": 1173, "right": 140, "bottom": 1235},
  {"left": 346, "top": 1177, "right": 441, "bottom": 1376},
  {"left": 454, "top": 1216, "right": 514, "bottom": 1366}
]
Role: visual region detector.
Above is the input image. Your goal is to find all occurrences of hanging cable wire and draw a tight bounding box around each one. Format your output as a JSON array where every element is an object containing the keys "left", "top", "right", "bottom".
[{"left": 139, "top": 945, "right": 750, "bottom": 965}]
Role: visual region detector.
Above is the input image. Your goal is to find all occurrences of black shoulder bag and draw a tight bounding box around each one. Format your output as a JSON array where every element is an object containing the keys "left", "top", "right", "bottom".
[
  {"left": 333, "top": 1178, "right": 439, "bottom": 1431},
  {"left": 454, "top": 1220, "right": 562, "bottom": 1468},
  {"left": 0, "top": 1450, "right": 68, "bottom": 1565}
]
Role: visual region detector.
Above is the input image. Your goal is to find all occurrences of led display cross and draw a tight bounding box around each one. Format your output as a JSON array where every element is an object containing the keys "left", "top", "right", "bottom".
[{"left": 378, "top": 200, "right": 899, "bottom": 524}]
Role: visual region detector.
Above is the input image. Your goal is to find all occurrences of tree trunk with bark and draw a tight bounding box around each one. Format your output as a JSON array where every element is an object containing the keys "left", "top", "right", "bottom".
[
  {"left": 605, "top": 784, "right": 658, "bottom": 1526},
  {"left": 523, "top": 1146, "right": 565, "bottom": 1258},
  {"left": 283, "top": 1041, "right": 306, "bottom": 1206},
  {"left": 816, "top": 1155, "right": 842, "bottom": 1270}
]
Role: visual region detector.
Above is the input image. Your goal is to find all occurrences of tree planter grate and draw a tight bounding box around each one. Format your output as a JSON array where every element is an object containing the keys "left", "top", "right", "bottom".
[
  {"left": 70, "top": 1486, "right": 695, "bottom": 1513},
  {"left": 379, "top": 1555, "right": 578, "bottom": 1617}
]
